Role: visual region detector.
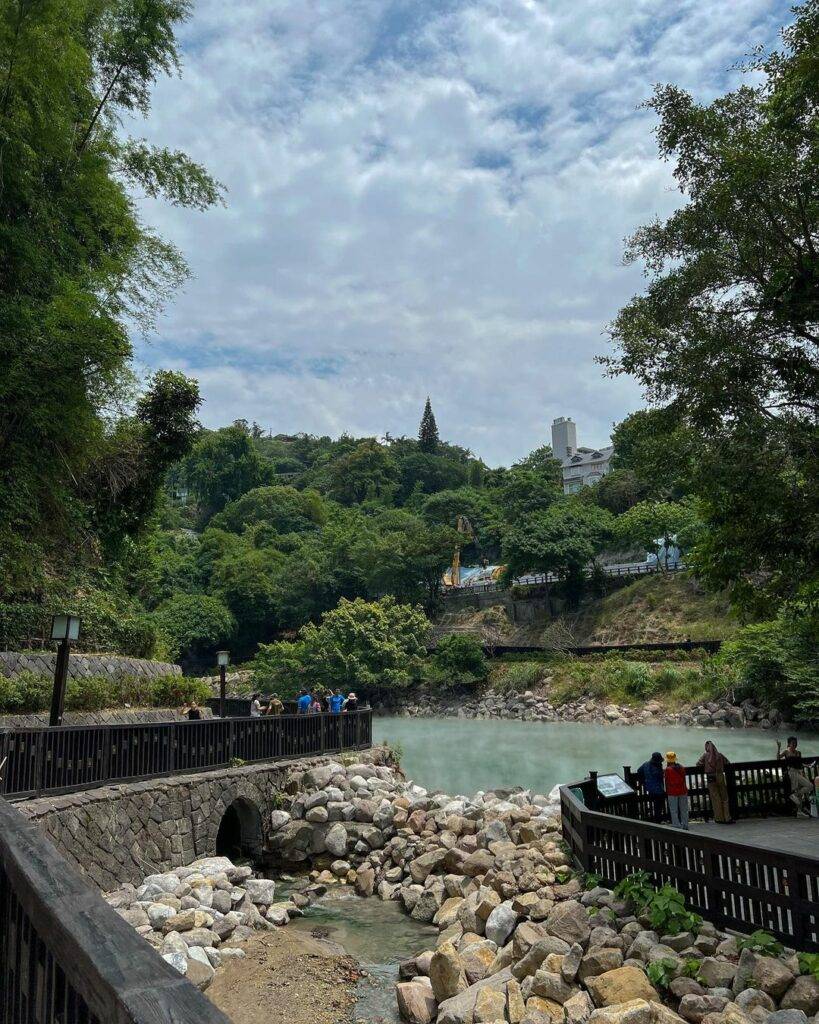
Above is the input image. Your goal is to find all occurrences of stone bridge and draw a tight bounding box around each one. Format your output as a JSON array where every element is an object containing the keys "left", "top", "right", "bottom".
[{"left": 16, "top": 753, "right": 353, "bottom": 891}]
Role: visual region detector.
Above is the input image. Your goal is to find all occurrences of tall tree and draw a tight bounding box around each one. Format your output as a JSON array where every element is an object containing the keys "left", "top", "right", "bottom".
[
  {"left": 603, "top": 1, "right": 819, "bottom": 611},
  {"left": 418, "top": 397, "right": 440, "bottom": 453},
  {"left": 0, "top": 0, "right": 221, "bottom": 592}
]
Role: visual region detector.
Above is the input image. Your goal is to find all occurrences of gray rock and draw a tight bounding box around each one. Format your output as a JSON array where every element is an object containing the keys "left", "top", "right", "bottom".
[
  {"left": 698, "top": 959, "right": 737, "bottom": 989},
  {"left": 678, "top": 994, "right": 728, "bottom": 1022},
  {"left": 545, "top": 900, "right": 591, "bottom": 947},
  {"left": 780, "top": 976, "right": 819, "bottom": 1015},
  {"left": 484, "top": 901, "right": 518, "bottom": 946},
  {"left": 244, "top": 878, "right": 276, "bottom": 905},
  {"left": 766, "top": 1011, "right": 808, "bottom": 1024}
]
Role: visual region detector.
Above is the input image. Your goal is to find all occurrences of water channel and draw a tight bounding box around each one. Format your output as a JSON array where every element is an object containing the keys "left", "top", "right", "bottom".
[{"left": 274, "top": 717, "right": 819, "bottom": 1021}]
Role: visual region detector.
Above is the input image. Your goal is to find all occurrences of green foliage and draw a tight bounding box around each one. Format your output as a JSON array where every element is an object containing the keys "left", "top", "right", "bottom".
[
  {"left": 583, "top": 872, "right": 603, "bottom": 890},
  {"left": 0, "top": 671, "right": 53, "bottom": 713},
  {"left": 797, "top": 953, "right": 819, "bottom": 981},
  {"left": 211, "top": 486, "right": 327, "bottom": 536},
  {"left": 148, "top": 674, "right": 211, "bottom": 707},
  {"left": 250, "top": 596, "right": 430, "bottom": 698},
  {"left": 418, "top": 398, "right": 440, "bottom": 454},
  {"left": 327, "top": 440, "right": 398, "bottom": 506},
  {"left": 592, "top": 470, "right": 652, "bottom": 515},
  {"left": 0, "top": 0, "right": 218, "bottom": 591},
  {"left": 491, "top": 661, "right": 547, "bottom": 695},
  {"left": 681, "top": 959, "right": 702, "bottom": 979},
  {"left": 610, "top": 410, "right": 696, "bottom": 500},
  {"left": 736, "top": 931, "right": 785, "bottom": 957},
  {"left": 613, "top": 500, "right": 702, "bottom": 557},
  {"left": 152, "top": 593, "right": 235, "bottom": 663},
  {"left": 647, "top": 959, "right": 679, "bottom": 991},
  {"left": 183, "top": 426, "right": 266, "bottom": 521},
  {"left": 614, "top": 873, "right": 702, "bottom": 936},
  {"left": 428, "top": 634, "right": 488, "bottom": 689}
]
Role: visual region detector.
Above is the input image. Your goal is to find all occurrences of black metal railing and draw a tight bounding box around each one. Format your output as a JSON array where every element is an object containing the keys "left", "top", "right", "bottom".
[
  {"left": 0, "top": 709, "right": 373, "bottom": 800},
  {"left": 561, "top": 757, "right": 819, "bottom": 951},
  {"left": 442, "top": 561, "right": 687, "bottom": 597},
  {"left": 0, "top": 796, "right": 230, "bottom": 1024}
]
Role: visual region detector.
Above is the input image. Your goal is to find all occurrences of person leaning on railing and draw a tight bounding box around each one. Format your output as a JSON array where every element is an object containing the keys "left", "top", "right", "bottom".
[
  {"left": 697, "top": 741, "right": 734, "bottom": 824},
  {"left": 777, "top": 736, "right": 815, "bottom": 817}
]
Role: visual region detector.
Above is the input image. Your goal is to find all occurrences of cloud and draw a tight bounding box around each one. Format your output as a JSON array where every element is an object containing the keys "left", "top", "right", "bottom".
[{"left": 131, "top": 0, "right": 785, "bottom": 465}]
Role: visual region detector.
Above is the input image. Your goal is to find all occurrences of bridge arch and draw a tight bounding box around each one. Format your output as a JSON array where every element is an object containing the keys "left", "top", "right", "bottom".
[{"left": 215, "top": 797, "right": 263, "bottom": 861}]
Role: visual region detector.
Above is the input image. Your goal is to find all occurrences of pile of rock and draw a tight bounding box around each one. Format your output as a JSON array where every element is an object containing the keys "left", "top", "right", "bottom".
[
  {"left": 378, "top": 692, "right": 782, "bottom": 731},
  {"left": 395, "top": 882, "right": 819, "bottom": 1024},
  {"left": 104, "top": 855, "right": 312, "bottom": 990}
]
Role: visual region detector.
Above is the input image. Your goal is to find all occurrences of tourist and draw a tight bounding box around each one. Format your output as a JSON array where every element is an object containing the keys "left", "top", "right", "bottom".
[
  {"left": 344, "top": 692, "right": 358, "bottom": 713},
  {"left": 664, "top": 752, "right": 689, "bottom": 830},
  {"left": 327, "top": 689, "right": 345, "bottom": 714},
  {"left": 697, "top": 740, "right": 733, "bottom": 823},
  {"left": 636, "top": 752, "right": 666, "bottom": 821},
  {"left": 266, "top": 693, "right": 284, "bottom": 716},
  {"left": 180, "top": 700, "right": 201, "bottom": 721},
  {"left": 297, "top": 689, "right": 312, "bottom": 715},
  {"left": 777, "top": 736, "right": 814, "bottom": 814},
  {"left": 250, "top": 692, "right": 263, "bottom": 717},
  {"left": 309, "top": 695, "right": 322, "bottom": 714}
]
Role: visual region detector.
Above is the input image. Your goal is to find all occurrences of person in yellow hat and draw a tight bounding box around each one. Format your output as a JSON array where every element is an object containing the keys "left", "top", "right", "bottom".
[{"left": 664, "top": 751, "right": 689, "bottom": 829}]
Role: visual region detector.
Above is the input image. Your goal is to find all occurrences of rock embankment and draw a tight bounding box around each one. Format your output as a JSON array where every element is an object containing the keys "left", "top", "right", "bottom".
[{"left": 377, "top": 692, "right": 787, "bottom": 730}]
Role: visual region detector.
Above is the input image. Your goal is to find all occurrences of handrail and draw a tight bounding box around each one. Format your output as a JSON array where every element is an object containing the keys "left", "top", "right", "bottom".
[
  {"left": 0, "top": 795, "right": 229, "bottom": 1024},
  {"left": 443, "top": 561, "right": 687, "bottom": 596},
  {"left": 560, "top": 758, "right": 819, "bottom": 951},
  {"left": 0, "top": 709, "right": 373, "bottom": 801}
]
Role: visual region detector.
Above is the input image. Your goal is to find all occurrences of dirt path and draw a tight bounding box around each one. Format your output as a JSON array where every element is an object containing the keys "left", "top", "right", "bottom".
[{"left": 206, "top": 927, "right": 361, "bottom": 1024}]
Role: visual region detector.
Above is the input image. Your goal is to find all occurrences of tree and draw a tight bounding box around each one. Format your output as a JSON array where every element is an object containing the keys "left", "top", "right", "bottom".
[
  {"left": 327, "top": 440, "right": 398, "bottom": 506},
  {"left": 363, "top": 510, "right": 459, "bottom": 605},
  {"left": 610, "top": 410, "right": 696, "bottom": 499},
  {"left": 613, "top": 500, "right": 702, "bottom": 561},
  {"left": 0, "top": 0, "right": 221, "bottom": 591},
  {"left": 603, "top": 3, "right": 819, "bottom": 610},
  {"left": 428, "top": 634, "right": 488, "bottom": 689},
  {"left": 513, "top": 444, "right": 562, "bottom": 485},
  {"left": 211, "top": 486, "right": 327, "bottom": 536},
  {"left": 252, "top": 596, "right": 430, "bottom": 698},
  {"left": 152, "top": 593, "right": 235, "bottom": 664},
  {"left": 502, "top": 500, "right": 615, "bottom": 604},
  {"left": 418, "top": 397, "right": 440, "bottom": 453},
  {"left": 183, "top": 426, "right": 266, "bottom": 521},
  {"left": 592, "top": 469, "right": 651, "bottom": 515}
]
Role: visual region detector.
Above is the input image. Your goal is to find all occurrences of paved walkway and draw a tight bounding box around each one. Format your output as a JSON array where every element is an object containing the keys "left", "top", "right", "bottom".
[{"left": 689, "top": 815, "right": 819, "bottom": 858}]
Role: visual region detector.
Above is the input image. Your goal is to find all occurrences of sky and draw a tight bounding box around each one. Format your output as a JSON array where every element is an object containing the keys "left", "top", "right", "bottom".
[{"left": 133, "top": 0, "right": 789, "bottom": 467}]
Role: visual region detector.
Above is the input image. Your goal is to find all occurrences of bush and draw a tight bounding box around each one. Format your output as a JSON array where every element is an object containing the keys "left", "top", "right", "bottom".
[
  {"left": 491, "top": 661, "right": 547, "bottom": 694},
  {"left": 65, "top": 675, "right": 115, "bottom": 711},
  {"left": 0, "top": 670, "right": 52, "bottom": 712},
  {"left": 152, "top": 593, "right": 235, "bottom": 663},
  {"left": 428, "top": 634, "right": 487, "bottom": 689}
]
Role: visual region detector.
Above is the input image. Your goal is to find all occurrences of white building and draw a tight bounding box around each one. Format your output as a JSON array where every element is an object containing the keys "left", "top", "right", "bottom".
[{"left": 551, "top": 416, "right": 614, "bottom": 494}]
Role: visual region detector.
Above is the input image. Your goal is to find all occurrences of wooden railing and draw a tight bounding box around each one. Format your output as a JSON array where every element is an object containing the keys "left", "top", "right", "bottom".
[
  {"left": 561, "top": 758, "right": 819, "bottom": 951},
  {"left": 0, "top": 796, "right": 229, "bottom": 1024},
  {"left": 0, "top": 709, "right": 372, "bottom": 800}
]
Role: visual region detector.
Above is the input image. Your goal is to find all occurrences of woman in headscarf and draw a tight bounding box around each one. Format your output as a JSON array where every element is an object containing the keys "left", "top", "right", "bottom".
[{"left": 696, "top": 740, "right": 733, "bottom": 823}]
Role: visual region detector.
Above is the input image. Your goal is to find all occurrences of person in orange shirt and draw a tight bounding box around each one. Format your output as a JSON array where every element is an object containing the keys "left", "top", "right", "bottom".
[{"left": 664, "top": 752, "right": 689, "bottom": 830}]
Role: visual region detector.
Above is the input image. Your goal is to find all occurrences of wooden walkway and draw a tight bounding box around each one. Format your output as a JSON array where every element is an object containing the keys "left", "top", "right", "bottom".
[{"left": 689, "top": 815, "right": 819, "bottom": 858}]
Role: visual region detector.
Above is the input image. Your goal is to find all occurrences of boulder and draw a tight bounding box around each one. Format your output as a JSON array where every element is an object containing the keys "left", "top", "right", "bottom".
[
  {"left": 751, "top": 957, "right": 794, "bottom": 1000},
  {"left": 355, "top": 865, "right": 376, "bottom": 897},
  {"left": 585, "top": 967, "right": 660, "bottom": 1008},
  {"left": 460, "top": 940, "right": 498, "bottom": 985},
  {"left": 325, "top": 823, "right": 349, "bottom": 857},
  {"left": 513, "top": 938, "right": 572, "bottom": 980},
  {"left": 780, "top": 976, "right": 819, "bottom": 1015},
  {"left": 579, "top": 949, "right": 624, "bottom": 981},
  {"left": 485, "top": 902, "right": 518, "bottom": 946},
  {"left": 697, "top": 960, "right": 736, "bottom": 990},
  {"left": 396, "top": 981, "right": 438, "bottom": 1024},
  {"left": 531, "top": 970, "right": 576, "bottom": 1004},
  {"left": 564, "top": 990, "right": 595, "bottom": 1024},
  {"left": 524, "top": 995, "right": 566, "bottom": 1023},
  {"left": 436, "top": 967, "right": 514, "bottom": 1024},
  {"left": 184, "top": 957, "right": 215, "bottom": 991},
  {"left": 244, "top": 878, "right": 277, "bottom": 905},
  {"left": 588, "top": 999, "right": 653, "bottom": 1024},
  {"left": 766, "top": 1012, "right": 808, "bottom": 1024},
  {"left": 678, "top": 995, "right": 729, "bottom": 1023},
  {"left": 545, "top": 901, "right": 591, "bottom": 947},
  {"left": 430, "top": 941, "right": 468, "bottom": 1003},
  {"left": 474, "top": 986, "right": 506, "bottom": 1022}
]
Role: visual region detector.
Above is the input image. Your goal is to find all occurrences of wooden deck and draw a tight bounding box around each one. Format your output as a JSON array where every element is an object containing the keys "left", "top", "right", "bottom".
[{"left": 690, "top": 815, "right": 819, "bottom": 859}]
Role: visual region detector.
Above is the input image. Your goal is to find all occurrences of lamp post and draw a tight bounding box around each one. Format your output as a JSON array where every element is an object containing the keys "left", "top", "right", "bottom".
[
  {"left": 217, "top": 651, "right": 230, "bottom": 718},
  {"left": 49, "top": 614, "right": 81, "bottom": 727}
]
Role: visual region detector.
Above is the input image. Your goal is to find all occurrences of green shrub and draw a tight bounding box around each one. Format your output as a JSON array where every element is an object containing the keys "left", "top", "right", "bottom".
[
  {"left": 798, "top": 952, "right": 819, "bottom": 980},
  {"left": 65, "top": 675, "right": 115, "bottom": 711},
  {"left": 149, "top": 674, "right": 211, "bottom": 707},
  {"left": 428, "top": 634, "right": 487, "bottom": 688},
  {"left": 736, "top": 931, "right": 784, "bottom": 957},
  {"left": 647, "top": 958, "right": 679, "bottom": 991},
  {"left": 0, "top": 670, "right": 52, "bottom": 713},
  {"left": 614, "top": 872, "right": 701, "bottom": 936},
  {"left": 492, "top": 661, "right": 547, "bottom": 694}
]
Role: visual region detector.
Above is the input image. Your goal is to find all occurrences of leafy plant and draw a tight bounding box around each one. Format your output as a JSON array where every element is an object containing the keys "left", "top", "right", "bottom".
[
  {"left": 555, "top": 868, "right": 574, "bottom": 884},
  {"left": 614, "top": 871, "right": 654, "bottom": 907},
  {"left": 737, "top": 931, "right": 784, "bottom": 957},
  {"left": 647, "top": 958, "right": 679, "bottom": 991},
  {"left": 428, "top": 634, "right": 488, "bottom": 689},
  {"left": 583, "top": 872, "right": 603, "bottom": 890},
  {"left": 681, "top": 959, "right": 702, "bottom": 979},
  {"left": 797, "top": 953, "right": 819, "bottom": 981},
  {"left": 645, "top": 885, "right": 702, "bottom": 936}
]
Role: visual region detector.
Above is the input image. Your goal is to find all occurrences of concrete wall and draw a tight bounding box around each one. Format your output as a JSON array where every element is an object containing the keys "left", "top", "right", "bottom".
[
  {"left": 0, "top": 651, "right": 181, "bottom": 681},
  {"left": 15, "top": 754, "right": 342, "bottom": 891}
]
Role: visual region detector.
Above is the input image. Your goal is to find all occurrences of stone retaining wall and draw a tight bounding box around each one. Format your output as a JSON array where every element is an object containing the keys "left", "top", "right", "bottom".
[
  {"left": 0, "top": 651, "right": 181, "bottom": 682},
  {"left": 0, "top": 706, "right": 214, "bottom": 730},
  {"left": 15, "top": 754, "right": 353, "bottom": 891}
]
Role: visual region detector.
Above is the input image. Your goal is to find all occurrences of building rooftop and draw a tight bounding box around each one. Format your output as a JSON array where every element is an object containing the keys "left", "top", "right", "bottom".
[{"left": 560, "top": 445, "right": 614, "bottom": 469}]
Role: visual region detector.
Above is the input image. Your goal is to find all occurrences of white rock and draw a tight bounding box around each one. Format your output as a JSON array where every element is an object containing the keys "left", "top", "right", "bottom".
[
  {"left": 162, "top": 951, "right": 188, "bottom": 974},
  {"left": 244, "top": 878, "right": 277, "bottom": 905}
]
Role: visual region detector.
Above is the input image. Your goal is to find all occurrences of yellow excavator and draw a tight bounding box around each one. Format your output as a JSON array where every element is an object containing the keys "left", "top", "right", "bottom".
[{"left": 443, "top": 515, "right": 475, "bottom": 588}]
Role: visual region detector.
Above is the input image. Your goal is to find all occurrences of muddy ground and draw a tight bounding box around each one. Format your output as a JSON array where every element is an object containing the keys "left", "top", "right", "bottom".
[{"left": 206, "top": 926, "right": 361, "bottom": 1024}]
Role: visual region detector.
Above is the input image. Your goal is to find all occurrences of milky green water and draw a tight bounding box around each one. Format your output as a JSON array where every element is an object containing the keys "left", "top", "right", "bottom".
[{"left": 372, "top": 717, "right": 819, "bottom": 796}]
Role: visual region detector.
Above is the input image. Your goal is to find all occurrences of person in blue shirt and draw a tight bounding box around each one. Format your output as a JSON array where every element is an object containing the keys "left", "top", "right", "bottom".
[
  {"left": 297, "top": 690, "right": 312, "bottom": 715},
  {"left": 327, "top": 690, "right": 345, "bottom": 714},
  {"left": 636, "top": 752, "right": 666, "bottom": 822}
]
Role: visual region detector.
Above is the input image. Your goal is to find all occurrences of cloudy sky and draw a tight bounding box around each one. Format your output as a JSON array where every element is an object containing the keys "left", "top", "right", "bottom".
[{"left": 133, "top": 0, "right": 787, "bottom": 466}]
